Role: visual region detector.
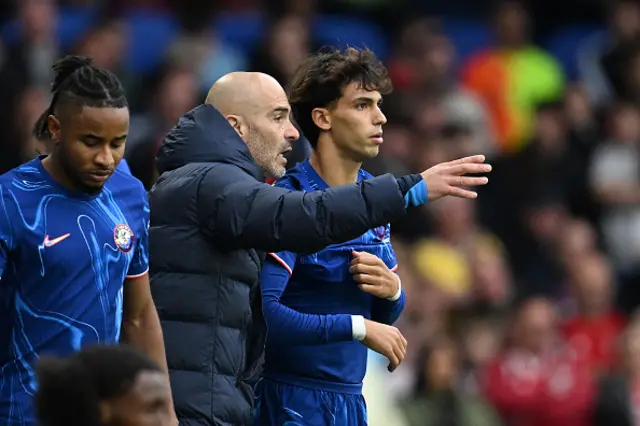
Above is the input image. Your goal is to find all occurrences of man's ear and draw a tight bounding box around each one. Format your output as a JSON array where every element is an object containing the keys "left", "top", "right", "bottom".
[
  {"left": 47, "top": 115, "right": 62, "bottom": 146},
  {"left": 311, "top": 108, "right": 332, "bottom": 131},
  {"left": 225, "top": 115, "right": 247, "bottom": 140}
]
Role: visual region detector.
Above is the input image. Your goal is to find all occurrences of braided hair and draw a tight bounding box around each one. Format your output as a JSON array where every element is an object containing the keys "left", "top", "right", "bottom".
[{"left": 39, "top": 55, "right": 128, "bottom": 139}]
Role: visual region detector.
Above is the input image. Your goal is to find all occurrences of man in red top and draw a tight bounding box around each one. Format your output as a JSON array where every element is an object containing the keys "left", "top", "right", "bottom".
[
  {"left": 561, "top": 253, "right": 626, "bottom": 374},
  {"left": 483, "top": 297, "right": 594, "bottom": 426}
]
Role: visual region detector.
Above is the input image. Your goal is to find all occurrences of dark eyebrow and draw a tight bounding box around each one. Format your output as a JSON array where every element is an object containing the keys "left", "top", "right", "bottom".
[
  {"left": 353, "top": 96, "right": 382, "bottom": 105},
  {"left": 81, "top": 133, "right": 103, "bottom": 141},
  {"left": 80, "top": 133, "right": 127, "bottom": 142}
]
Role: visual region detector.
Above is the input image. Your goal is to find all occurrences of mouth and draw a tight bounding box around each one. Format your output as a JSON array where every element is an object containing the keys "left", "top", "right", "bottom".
[
  {"left": 370, "top": 132, "right": 384, "bottom": 145},
  {"left": 277, "top": 147, "right": 292, "bottom": 166},
  {"left": 86, "top": 170, "right": 113, "bottom": 183}
]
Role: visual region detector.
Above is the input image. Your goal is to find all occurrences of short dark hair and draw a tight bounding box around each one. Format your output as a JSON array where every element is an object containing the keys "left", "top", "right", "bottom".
[
  {"left": 39, "top": 55, "right": 128, "bottom": 139},
  {"left": 288, "top": 47, "right": 392, "bottom": 147},
  {"left": 33, "top": 110, "right": 51, "bottom": 142},
  {"left": 35, "top": 345, "right": 160, "bottom": 426}
]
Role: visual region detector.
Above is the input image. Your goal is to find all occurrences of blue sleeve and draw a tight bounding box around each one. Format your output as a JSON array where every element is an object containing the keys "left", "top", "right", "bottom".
[
  {"left": 127, "top": 187, "right": 150, "bottom": 278},
  {"left": 404, "top": 180, "right": 428, "bottom": 208},
  {"left": 371, "top": 288, "right": 406, "bottom": 325},
  {"left": 370, "top": 245, "right": 405, "bottom": 325},
  {"left": 261, "top": 253, "right": 354, "bottom": 345}
]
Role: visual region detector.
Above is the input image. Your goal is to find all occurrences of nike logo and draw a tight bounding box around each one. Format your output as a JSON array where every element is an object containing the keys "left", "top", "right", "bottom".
[{"left": 43, "top": 233, "right": 71, "bottom": 248}]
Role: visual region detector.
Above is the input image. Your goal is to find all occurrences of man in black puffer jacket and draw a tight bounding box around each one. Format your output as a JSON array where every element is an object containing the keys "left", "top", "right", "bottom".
[{"left": 149, "top": 72, "right": 490, "bottom": 426}]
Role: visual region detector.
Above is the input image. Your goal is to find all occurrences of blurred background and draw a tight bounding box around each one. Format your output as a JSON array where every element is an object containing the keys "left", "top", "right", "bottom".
[{"left": 3, "top": 0, "right": 640, "bottom": 425}]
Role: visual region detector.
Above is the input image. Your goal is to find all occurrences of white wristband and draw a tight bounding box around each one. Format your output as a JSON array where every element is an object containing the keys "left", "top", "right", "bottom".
[
  {"left": 386, "top": 274, "right": 402, "bottom": 301},
  {"left": 351, "top": 315, "right": 366, "bottom": 341}
]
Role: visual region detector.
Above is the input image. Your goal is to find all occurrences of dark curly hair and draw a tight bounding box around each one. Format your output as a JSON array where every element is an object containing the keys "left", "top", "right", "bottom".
[
  {"left": 35, "top": 345, "right": 160, "bottom": 426},
  {"left": 287, "top": 47, "right": 392, "bottom": 147}
]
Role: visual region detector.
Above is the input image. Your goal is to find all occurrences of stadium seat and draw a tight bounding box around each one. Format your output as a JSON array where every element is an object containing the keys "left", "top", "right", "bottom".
[
  {"left": 1, "top": 5, "right": 98, "bottom": 49},
  {"left": 313, "top": 15, "right": 388, "bottom": 60},
  {"left": 544, "top": 24, "right": 605, "bottom": 80},
  {"left": 440, "top": 18, "right": 493, "bottom": 64},
  {"left": 124, "top": 10, "right": 179, "bottom": 75},
  {"left": 214, "top": 12, "right": 266, "bottom": 55}
]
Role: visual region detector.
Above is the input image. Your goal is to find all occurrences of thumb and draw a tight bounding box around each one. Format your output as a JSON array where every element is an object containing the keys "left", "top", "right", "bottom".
[{"left": 352, "top": 251, "right": 362, "bottom": 258}]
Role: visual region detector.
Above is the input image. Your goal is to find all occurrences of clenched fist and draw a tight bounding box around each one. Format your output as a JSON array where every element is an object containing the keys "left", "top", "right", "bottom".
[{"left": 349, "top": 251, "right": 398, "bottom": 299}]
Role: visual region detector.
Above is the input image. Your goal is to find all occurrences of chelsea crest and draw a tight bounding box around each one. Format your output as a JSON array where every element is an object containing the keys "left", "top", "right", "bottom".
[{"left": 113, "top": 224, "right": 135, "bottom": 253}]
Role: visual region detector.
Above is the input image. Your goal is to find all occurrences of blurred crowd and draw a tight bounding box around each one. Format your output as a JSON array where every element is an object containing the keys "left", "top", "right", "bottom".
[{"left": 3, "top": 0, "right": 640, "bottom": 425}]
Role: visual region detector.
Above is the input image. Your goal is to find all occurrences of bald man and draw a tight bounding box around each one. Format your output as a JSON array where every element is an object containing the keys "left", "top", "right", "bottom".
[{"left": 149, "top": 72, "right": 490, "bottom": 426}]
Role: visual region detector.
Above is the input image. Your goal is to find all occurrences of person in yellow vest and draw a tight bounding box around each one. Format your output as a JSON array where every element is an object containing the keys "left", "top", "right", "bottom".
[{"left": 461, "top": 0, "right": 564, "bottom": 153}]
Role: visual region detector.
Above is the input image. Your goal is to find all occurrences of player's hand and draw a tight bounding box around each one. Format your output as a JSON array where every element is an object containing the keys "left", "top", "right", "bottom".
[
  {"left": 421, "top": 154, "right": 491, "bottom": 200},
  {"left": 349, "top": 251, "right": 398, "bottom": 299},
  {"left": 361, "top": 319, "right": 407, "bottom": 372}
]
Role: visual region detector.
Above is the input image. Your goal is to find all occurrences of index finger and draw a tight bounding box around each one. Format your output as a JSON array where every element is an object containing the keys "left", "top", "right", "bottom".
[
  {"left": 352, "top": 251, "right": 380, "bottom": 264},
  {"left": 446, "top": 155, "right": 486, "bottom": 166}
]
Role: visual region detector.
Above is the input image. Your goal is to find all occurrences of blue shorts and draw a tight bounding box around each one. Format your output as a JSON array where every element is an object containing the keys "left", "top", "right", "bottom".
[{"left": 254, "top": 377, "right": 367, "bottom": 426}]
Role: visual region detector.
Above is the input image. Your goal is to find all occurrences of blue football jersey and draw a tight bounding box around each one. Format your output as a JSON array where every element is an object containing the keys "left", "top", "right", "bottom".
[
  {"left": 0, "top": 157, "right": 149, "bottom": 425},
  {"left": 261, "top": 159, "right": 404, "bottom": 391}
]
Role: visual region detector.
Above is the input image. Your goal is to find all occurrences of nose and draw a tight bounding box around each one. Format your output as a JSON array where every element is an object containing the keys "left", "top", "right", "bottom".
[
  {"left": 374, "top": 106, "right": 387, "bottom": 126},
  {"left": 94, "top": 145, "right": 115, "bottom": 169},
  {"left": 284, "top": 120, "right": 300, "bottom": 142}
]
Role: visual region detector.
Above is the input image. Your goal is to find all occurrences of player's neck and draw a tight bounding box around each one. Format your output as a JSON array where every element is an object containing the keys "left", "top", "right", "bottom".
[
  {"left": 309, "top": 140, "right": 361, "bottom": 187},
  {"left": 41, "top": 155, "right": 81, "bottom": 193}
]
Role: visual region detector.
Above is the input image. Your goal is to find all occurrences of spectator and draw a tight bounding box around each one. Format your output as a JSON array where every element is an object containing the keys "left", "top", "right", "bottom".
[
  {"left": 0, "top": 0, "right": 60, "bottom": 172},
  {"left": 250, "top": 15, "right": 313, "bottom": 87},
  {"left": 166, "top": 13, "right": 247, "bottom": 93},
  {"left": 126, "top": 66, "right": 199, "bottom": 190},
  {"left": 389, "top": 23, "right": 495, "bottom": 156},
  {"left": 402, "top": 338, "right": 502, "bottom": 426},
  {"left": 562, "top": 252, "right": 626, "bottom": 375},
  {"left": 483, "top": 298, "right": 595, "bottom": 426},
  {"left": 593, "top": 313, "right": 640, "bottom": 426},
  {"left": 461, "top": 0, "right": 564, "bottom": 153},
  {"left": 578, "top": 0, "right": 640, "bottom": 107},
  {"left": 589, "top": 103, "right": 640, "bottom": 272}
]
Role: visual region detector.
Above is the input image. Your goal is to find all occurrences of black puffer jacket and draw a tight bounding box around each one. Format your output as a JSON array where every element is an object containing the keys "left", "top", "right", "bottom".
[{"left": 149, "top": 104, "right": 420, "bottom": 425}]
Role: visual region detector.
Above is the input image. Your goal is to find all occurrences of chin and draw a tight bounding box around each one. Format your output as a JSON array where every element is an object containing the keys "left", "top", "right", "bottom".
[
  {"left": 269, "top": 167, "right": 287, "bottom": 179},
  {"left": 357, "top": 147, "right": 379, "bottom": 162},
  {"left": 79, "top": 180, "right": 106, "bottom": 195}
]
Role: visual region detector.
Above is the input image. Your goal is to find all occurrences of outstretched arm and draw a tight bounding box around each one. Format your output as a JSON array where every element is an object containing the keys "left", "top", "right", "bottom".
[
  {"left": 198, "top": 156, "right": 490, "bottom": 253},
  {"left": 198, "top": 164, "right": 420, "bottom": 253}
]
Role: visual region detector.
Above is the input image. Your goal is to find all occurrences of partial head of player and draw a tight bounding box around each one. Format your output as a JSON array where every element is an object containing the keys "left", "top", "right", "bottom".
[
  {"left": 206, "top": 72, "right": 299, "bottom": 179},
  {"left": 35, "top": 345, "right": 172, "bottom": 426},
  {"left": 288, "top": 47, "right": 392, "bottom": 162},
  {"left": 40, "top": 55, "right": 129, "bottom": 195}
]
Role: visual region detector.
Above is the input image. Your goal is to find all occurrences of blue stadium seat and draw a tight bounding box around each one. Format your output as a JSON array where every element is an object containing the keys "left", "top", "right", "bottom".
[
  {"left": 313, "top": 15, "right": 388, "bottom": 60},
  {"left": 214, "top": 12, "right": 266, "bottom": 55},
  {"left": 124, "top": 11, "right": 179, "bottom": 75},
  {"left": 544, "top": 24, "right": 605, "bottom": 80},
  {"left": 440, "top": 18, "right": 493, "bottom": 64},
  {"left": 1, "top": 5, "right": 98, "bottom": 49}
]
